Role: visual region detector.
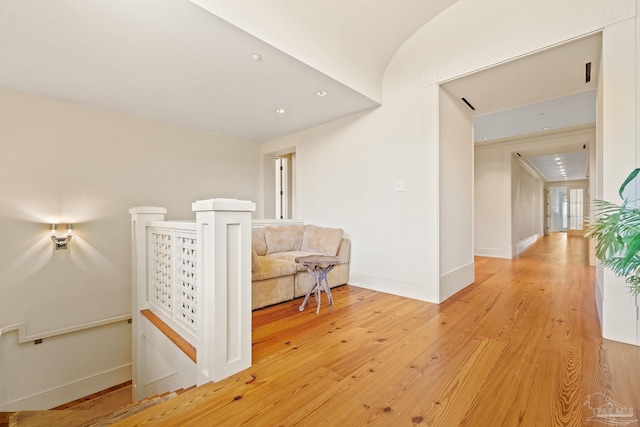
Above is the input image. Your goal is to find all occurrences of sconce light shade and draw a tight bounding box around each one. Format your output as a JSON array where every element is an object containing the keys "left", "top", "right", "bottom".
[{"left": 50, "top": 223, "right": 73, "bottom": 250}]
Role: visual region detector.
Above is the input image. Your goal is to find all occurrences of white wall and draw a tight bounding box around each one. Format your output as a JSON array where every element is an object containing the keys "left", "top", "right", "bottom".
[
  {"left": 439, "top": 88, "right": 474, "bottom": 300},
  {"left": 0, "top": 88, "right": 260, "bottom": 410},
  {"left": 474, "top": 148, "right": 512, "bottom": 258},
  {"left": 511, "top": 157, "right": 545, "bottom": 255},
  {"left": 597, "top": 3, "right": 639, "bottom": 344}
]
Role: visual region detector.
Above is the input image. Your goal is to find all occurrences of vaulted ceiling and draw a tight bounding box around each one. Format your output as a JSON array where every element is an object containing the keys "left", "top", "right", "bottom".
[
  {"left": 0, "top": 0, "right": 600, "bottom": 165},
  {"left": 0, "top": 0, "right": 457, "bottom": 141}
]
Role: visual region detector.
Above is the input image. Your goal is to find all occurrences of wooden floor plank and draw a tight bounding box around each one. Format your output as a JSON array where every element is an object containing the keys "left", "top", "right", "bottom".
[{"left": 115, "top": 233, "right": 640, "bottom": 426}]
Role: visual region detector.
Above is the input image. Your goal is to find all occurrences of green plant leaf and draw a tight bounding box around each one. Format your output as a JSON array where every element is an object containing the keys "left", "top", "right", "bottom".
[
  {"left": 619, "top": 168, "right": 640, "bottom": 199},
  {"left": 587, "top": 197, "right": 640, "bottom": 287},
  {"left": 626, "top": 275, "right": 640, "bottom": 295}
]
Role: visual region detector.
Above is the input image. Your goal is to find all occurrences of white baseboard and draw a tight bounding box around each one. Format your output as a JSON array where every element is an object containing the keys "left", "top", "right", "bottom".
[
  {"left": 0, "top": 364, "right": 131, "bottom": 411},
  {"left": 474, "top": 247, "right": 512, "bottom": 258},
  {"left": 512, "top": 233, "right": 543, "bottom": 257},
  {"left": 439, "top": 262, "right": 475, "bottom": 302},
  {"left": 349, "top": 272, "right": 436, "bottom": 303}
]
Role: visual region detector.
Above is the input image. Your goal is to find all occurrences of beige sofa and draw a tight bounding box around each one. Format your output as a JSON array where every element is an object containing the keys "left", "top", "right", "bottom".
[{"left": 251, "top": 224, "right": 350, "bottom": 310}]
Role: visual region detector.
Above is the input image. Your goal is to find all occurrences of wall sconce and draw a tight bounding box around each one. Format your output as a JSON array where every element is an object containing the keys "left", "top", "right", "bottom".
[{"left": 50, "top": 224, "right": 73, "bottom": 250}]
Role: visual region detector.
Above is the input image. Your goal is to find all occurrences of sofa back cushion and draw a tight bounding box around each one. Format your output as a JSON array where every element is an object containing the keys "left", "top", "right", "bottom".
[
  {"left": 264, "top": 225, "right": 304, "bottom": 255},
  {"left": 252, "top": 228, "right": 267, "bottom": 256},
  {"left": 301, "top": 225, "right": 344, "bottom": 256}
]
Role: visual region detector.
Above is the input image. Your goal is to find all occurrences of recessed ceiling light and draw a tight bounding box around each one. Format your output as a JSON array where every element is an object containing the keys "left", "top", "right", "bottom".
[
  {"left": 542, "top": 127, "right": 551, "bottom": 130},
  {"left": 275, "top": 108, "right": 286, "bottom": 114},
  {"left": 250, "top": 53, "right": 262, "bottom": 61},
  {"left": 482, "top": 137, "right": 488, "bottom": 140},
  {"left": 316, "top": 90, "right": 328, "bottom": 97}
]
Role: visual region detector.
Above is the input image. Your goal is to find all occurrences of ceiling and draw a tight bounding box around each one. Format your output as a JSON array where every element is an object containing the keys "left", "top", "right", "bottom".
[
  {"left": 476, "top": 91, "right": 595, "bottom": 182},
  {"left": 441, "top": 33, "right": 601, "bottom": 182},
  {"left": 441, "top": 34, "right": 601, "bottom": 117},
  {"left": 0, "top": 0, "right": 457, "bottom": 142},
  {"left": 528, "top": 151, "right": 588, "bottom": 182},
  {"left": 473, "top": 90, "right": 596, "bottom": 143},
  {"left": 0, "top": 1, "right": 601, "bottom": 179}
]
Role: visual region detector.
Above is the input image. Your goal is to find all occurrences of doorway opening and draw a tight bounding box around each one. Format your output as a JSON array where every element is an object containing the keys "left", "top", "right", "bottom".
[
  {"left": 275, "top": 154, "right": 295, "bottom": 219},
  {"left": 547, "top": 186, "right": 587, "bottom": 235},
  {"left": 263, "top": 149, "right": 296, "bottom": 220},
  {"left": 548, "top": 187, "right": 568, "bottom": 232}
]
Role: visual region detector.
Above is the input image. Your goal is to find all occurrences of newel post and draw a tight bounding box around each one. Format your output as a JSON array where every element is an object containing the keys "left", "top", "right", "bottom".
[
  {"left": 129, "top": 206, "right": 167, "bottom": 401},
  {"left": 193, "top": 198, "right": 255, "bottom": 384}
]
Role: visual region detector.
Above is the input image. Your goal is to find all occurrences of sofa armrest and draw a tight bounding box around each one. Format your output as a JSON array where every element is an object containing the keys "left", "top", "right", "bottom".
[{"left": 336, "top": 238, "right": 350, "bottom": 264}]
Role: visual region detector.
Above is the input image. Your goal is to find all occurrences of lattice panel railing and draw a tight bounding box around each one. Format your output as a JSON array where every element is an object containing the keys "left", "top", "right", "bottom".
[
  {"left": 147, "top": 226, "right": 198, "bottom": 343},
  {"left": 149, "top": 231, "right": 173, "bottom": 313},
  {"left": 176, "top": 235, "right": 197, "bottom": 331}
]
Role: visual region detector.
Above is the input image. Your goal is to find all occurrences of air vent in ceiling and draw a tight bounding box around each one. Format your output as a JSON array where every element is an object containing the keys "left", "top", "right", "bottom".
[
  {"left": 585, "top": 62, "right": 592, "bottom": 83},
  {"left": 461, "top": 97, "right": 476, "bottom": 111}
]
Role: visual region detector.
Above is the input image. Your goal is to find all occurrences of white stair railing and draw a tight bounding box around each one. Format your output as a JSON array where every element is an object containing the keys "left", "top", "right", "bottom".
[
  {"left": 130, "top": 199, "right": 255, "bottom": 401},
  {"left": 146, "top": 222, "right": 198, "bottom": 345}
]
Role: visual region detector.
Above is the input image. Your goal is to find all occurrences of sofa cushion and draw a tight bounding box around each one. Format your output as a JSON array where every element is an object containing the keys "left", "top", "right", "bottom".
[
  {"left": 264, "top": 225, "right": 304, "bottom": 255},
  {"left": 252, "top": 228, "right": 267, "bottom": 256},
  {"left": 251, "top": 256, "right": 297, "bottom": 281},
  {"left": 301, "top": 225, "right": 344, "bottom": 256},
  {"left": 251, "top": 248, "right": 261, "bottom": 273},
  {"left": 265, "top": 251, "right": 325, "bottom": 271},
  {"left": 252, "top": 276, "right": 294, "bottom": 310}
]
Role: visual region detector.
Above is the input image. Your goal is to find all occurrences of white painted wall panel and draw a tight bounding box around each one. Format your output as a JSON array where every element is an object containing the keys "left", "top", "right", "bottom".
[
  {"left": 439, "top": 88, "right": 474, "bottom": 300},
  {"left": 511, "top": 157, "right": 545, "bottom": 256},
  {"left": 474, "top": 147, "right": 512, "bottom": 258}
]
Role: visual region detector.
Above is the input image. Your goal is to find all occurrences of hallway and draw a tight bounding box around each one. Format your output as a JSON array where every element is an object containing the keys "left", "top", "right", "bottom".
[{"left": 118, "top": 233, "right": 639, "bottom": 426}]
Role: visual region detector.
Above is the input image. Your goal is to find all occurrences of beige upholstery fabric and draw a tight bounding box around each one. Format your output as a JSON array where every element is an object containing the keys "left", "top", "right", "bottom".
[
  {"left": 251, "top": 256, "right": 297, "bottom": 281},
  {"left": 252, "top": 276, "right": 294, "bottom": 310},
  {"left": 251, "top": 248, "right": 261, "bottom": 273},
  {"left": 264, "top": 225, "right": 304, "bottom": 255},
  {"left": 252, "top": 229, "right": 267, "bottom": 256},
  {"left": 336, "top": 238, "right": 351, "bottom": 264},
  {"left": 301, "top": 225, "right": 344, "bottom": 256}
]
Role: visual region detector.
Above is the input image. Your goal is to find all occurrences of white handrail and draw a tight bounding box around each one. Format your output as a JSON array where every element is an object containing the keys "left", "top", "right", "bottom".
[
  {"left": 148, "top": 220, "right": 197, "bottom": 231},
  {"left": 0, "top": 314, "right": 132, "bottom": 344}
]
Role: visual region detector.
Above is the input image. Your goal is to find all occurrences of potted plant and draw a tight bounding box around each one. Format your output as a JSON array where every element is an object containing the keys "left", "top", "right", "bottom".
[{"left": 586, "top": 168, "right": 640, "bottom": 294}]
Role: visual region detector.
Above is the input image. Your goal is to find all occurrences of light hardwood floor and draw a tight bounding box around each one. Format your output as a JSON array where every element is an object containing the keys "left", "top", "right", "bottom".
[{"left": 116, "top": 233, "right": 640, "bottom": 426}]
